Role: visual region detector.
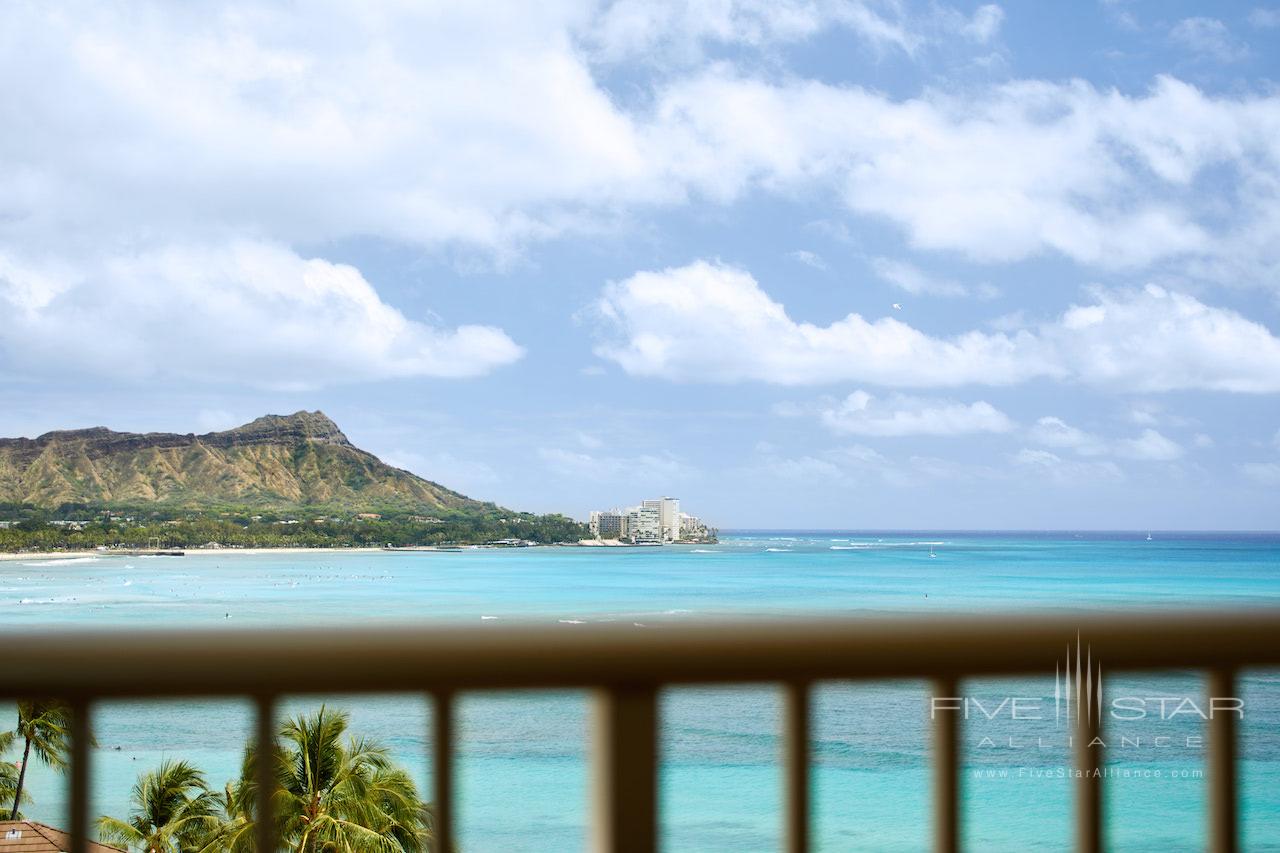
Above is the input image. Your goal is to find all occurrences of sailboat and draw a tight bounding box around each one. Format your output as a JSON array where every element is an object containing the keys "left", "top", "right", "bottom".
[
  {"left": 928, "top": 545, "right": 936, "bottom": 558},
  {"left": 1146, "top": 533, "right": 1153, "bottom": 541}
]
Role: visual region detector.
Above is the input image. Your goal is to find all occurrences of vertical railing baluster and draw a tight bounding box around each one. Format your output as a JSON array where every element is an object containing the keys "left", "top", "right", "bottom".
[
  {"left": 432, "top": 691, "right": 455, "bottom": 853},
  {"left": 68, "top": 698, "right": 91, "bottom": 853},
  {"left": 783, "top": 681, "right": 811, "bottom": 853},
  {"left": 593, "top": 685, "right": 658, "bottom": 853},
  {"left": 1074, "top": 669, "right": 1102, "bottom": 853},
  {"left": 931, "top": 677, "right": 959, "bottom": 853},
  {"left": 1207, "top": 668, "right": 1238, "bottom": 853},
  {"left": 255, "top": 696, "right": 277, "bottom": 853}
]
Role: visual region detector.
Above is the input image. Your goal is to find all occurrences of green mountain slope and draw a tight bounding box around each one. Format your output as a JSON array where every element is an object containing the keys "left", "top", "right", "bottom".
[{"left": 0, "top": 411, "right": 485, "bottom": 513}]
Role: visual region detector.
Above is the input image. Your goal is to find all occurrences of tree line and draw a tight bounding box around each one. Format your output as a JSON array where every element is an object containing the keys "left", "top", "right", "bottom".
[
  {"left": 3, "top": 702, "right": 445, "bottom": 853},
  {"left": 0, "top": 508, "right": 587, "bottom": 552}
]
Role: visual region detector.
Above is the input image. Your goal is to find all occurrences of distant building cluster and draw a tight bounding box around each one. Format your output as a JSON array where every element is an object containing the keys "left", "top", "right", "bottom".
[{"left": 588, "top": 496, "right": 714, "bottom": 544}]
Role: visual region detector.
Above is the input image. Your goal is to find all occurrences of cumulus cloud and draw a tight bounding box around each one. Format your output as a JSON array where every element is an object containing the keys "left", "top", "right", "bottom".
[
  {"left": 6, "top": 1, "right": 1280, "bottom": 392},
  {"left": 789, "top": 250, "right": 829, "bottom": 270},
  {"left": 1027, "top": 417, "right": 1109, "bottom": 456},
  {"left": 1013, "top": 449, "right": 1125, "bottom": 485},
  {"left": 870, "top": 258, "right": 972, "bottom": 297},
  {"left": 1029, "top": 417, "right": 1185, "bottom": 461},
  {"left": 1115, "top": 428, "right": 1185, "bottom": 461},
  {"left": 3, "top": 5, "right": 1279, "bottom": 279},
  {"left": 0, "top": 242, "right": 523, "bottom": 388},
  {"left": 590, "top": 261, "right": 1280, "bottom": 392},
  {"left": 590, "top": 261, "right": 1050, "bottom": 386},
  {"left": 1169, "top": 17, "right": 1249, "bottom": 62},
  {"left": 752, "top": 440, "right": 1008, "bottom": 488},
  {"left": 820, "top": 390, "right": 1014, "bottom": 436},
  {"left": 961, "top": 4, "right": 1005, "bottom": 42},
  {"left": 653, "top": 72, "right": 1280, "bottom": 279},
  {"left": 585, "top": 0, "right": 924, "bottom": 61}
]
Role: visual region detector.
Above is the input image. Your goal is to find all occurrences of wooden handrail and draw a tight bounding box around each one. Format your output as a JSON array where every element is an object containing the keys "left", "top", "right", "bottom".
[
  {"left": 9, "top": 608, "right": 1274, "bottom": 853},
  {"left": 3, "top": 609, "right": 1279, "bottom": 699}
]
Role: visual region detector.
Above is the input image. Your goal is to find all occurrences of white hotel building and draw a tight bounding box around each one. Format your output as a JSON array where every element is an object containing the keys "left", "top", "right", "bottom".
[{"left": 590, "top": 496, "right": 694, "bottom": 544}]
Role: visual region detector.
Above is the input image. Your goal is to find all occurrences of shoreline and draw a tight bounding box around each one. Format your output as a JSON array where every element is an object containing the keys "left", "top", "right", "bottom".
[
  {"left": 0, "top": 540, "right": 722, "bottom": 561},
  {"left": 0, "top": 546, "right": 388, "bottom": 561}
]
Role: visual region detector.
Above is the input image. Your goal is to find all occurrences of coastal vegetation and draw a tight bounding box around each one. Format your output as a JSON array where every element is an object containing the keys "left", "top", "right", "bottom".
[
  {"left": 6, "top": 700, "right": 71, "bottom": 820},
  {"left": 0, "top": 505, "right": 585, "bottom": 552},
  {"left": 4, "top": 704, "right": 442, "bottom": 853}
]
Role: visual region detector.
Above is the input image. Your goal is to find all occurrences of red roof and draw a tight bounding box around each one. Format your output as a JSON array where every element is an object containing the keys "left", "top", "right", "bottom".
[{"left": 0, "top": 821, "right": 124, "bottom": 853}]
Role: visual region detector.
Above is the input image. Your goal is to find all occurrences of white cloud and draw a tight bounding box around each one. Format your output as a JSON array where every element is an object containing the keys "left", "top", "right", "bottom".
[
  {"left": 538, "top": 447, "right": 688, "bottom": 483},
  {"left": 1193, "top": 433, "right": 1214, "bottom": 448},
  {"left": 820, "top": 390, "right": 1014, "bottom": 436},
  {"left": 3, "top": 4, "right": 1278, "bottom": 278},
  {"left": 380, "top": 449, "right": 500, "bottom": 494},
  {"left": 962, "top": 5, "right": 1005, "bottom": 43},
  {"left": 652, "top": 72, "right": 1280, "bottom": 279},
  {"left": 870, "top": 258, "right": 969, "bottom": 297},
  {"left": 590, "top": 261, "right": 1280, "bottom": 392},
  {"left": 1123, "top": 401, "right": 1196, "bottom": 428},
  {"left": 1029, "top": 417, "right": 1187, "bottom": 461},
  {"left": 1240, "top": 462, "right": 1280, "bottom": 486},
  {"left": 789, "top": 250, "right": 829, "bottom": 270},
  {"left": 750, "top": 442, "right": 909, "bottom": 487},
  {"left": 1013, "top": 449, "right": 1125, "bottom": 485},
  {"left": 0, "top": 242, "right": 523, "bottom": 388},
  {"left": 5, "top": 2, "right": 1280, "bottom": 394},
  {"left": 585, "top": 0, "right": 923, "bottom": 62},
  {"left": 591, "top": 261, "right": 1051, "bottom": 386},
  {"left": 1126, "top": 402, "right": 1161, "bottom": 426},
  {"left": 1115, "top": 428, "right": 1184, "bottom": 461},
  {"left": 760, "top": 453, "right": 849, "bottom": 484},
  {"left": 1044, "top": 285, "right": 1280, "bottom": 393},
  {"left": 1169, "top": 17, "right": 1249, "bottom": 62},
  {"left": 1028, "top": 417, "right": 1109, "bottom": 456}
]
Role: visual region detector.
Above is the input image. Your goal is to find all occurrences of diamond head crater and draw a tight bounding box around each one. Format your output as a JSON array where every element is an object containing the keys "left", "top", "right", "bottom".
[{"left": 0, "top": 411, "right": 585, "bottom": 551}]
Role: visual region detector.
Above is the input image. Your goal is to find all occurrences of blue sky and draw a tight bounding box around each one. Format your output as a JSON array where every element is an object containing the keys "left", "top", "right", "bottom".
[{"left": 1, "top": 1, "right": 1278, "bottom": 529}]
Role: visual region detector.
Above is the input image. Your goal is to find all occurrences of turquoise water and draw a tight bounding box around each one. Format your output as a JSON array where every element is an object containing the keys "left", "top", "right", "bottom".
[{"left": 2, "top": 531, "right": 1278, "bottom": 850}]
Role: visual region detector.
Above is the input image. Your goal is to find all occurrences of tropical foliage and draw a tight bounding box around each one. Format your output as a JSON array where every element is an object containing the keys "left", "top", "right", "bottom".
[
  {"left": 272, "top": 707, "right": 428, "bottom": 853},
  {"left": 7, "top": 700, "right": 71, "bottom": 820},
  {"left": 1, "top": 759, "right": 23, "bottom": 820},
  {"left": 97, "top": 760, "right": 221, "bottom": 853},
  {"left": 0, "top": 504, "right": 587, "bottom": 552},
  {"left": 96, "top": 707, "right": 440, "bottom": 853}
]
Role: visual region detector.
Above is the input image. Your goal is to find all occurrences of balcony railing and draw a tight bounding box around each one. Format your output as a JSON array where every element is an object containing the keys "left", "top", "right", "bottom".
[{"left": 3, "top": 609, "right": 1279, "bottom": 852}]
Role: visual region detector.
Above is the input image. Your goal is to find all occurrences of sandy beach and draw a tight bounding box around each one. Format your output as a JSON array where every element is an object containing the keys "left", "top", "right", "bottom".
[{"left": 0, "top": 546, "right": 388, "bottom": 562}]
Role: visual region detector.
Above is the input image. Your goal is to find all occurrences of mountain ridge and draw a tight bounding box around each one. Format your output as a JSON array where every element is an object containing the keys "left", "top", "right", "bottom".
[{"left": 0, "top": 411, "right": 485, "bottom": 513}]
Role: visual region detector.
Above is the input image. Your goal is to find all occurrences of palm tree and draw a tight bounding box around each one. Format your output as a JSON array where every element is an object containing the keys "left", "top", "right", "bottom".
[
  {"left": 194, "top": 758, "right": 255, "bottom": 853},
  {"left": 197, "top": 711, "right": 440, "bottom": 853},
  {"left": 273, "top": 706, "right": 426, "bottom": 853},
  {"left": 97, "top": 759, "right": 221, "bottom": 853},
  {"left": 8, "top": 700, "right": 71, "bottom": 820},
  {"left": 1, "top": 759, "right": 24, "bottom": 819}
]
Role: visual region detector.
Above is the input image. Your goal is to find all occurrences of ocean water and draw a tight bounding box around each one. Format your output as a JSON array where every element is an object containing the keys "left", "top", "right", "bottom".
[{"left": 2, "top": 531, "right": 1278, "bottom": 851}]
